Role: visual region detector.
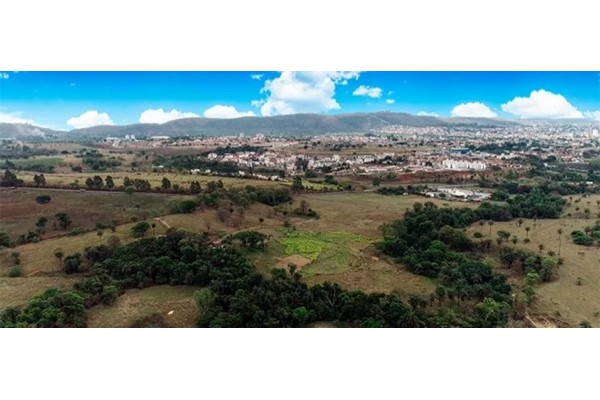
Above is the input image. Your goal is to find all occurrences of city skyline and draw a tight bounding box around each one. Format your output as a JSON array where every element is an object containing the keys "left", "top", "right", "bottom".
[{"left": 1, "top": 71, "right": 599, "bottom": 130}]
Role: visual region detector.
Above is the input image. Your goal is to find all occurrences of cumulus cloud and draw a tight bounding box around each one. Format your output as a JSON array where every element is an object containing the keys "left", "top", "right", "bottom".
[
  {"left": 0, "top": 111, "right": 34, "bottom": 124},
  {"left": 203, "top": 105, "right": 255, "bottom": 119},
  {"left": 584, "top": 111, "right": 600, "bottom": 121},
  {"left": 0, "top": 73, "right": 9, "bottom": 79},
  {"left": 353, "top": 85, "right": 383, "bottom": 98},
  {"left": 139, "top": 108, "right": 199, "bottom": 124},
  {"left": 251, "top": 74, "right": 264, "bottom": 80},
  {"left": 417, "top": 111, "right": 439, "bottom": 117},
  {"left": 501, "top": 89, "right": 583, "bottom": 119},
  {"left": 251, "top": 99, "right": 265, "bottom": 108},
  {"left": 451, "top": 102, "right": 497, "bottom": 118},
  {"left": 258, "top": 71, "right": 360, "bottom": 116},
  {"left": 67, "top": 110, "right": 114, "bottom": 129},
  {"left": 386, "top": 99, "right": 395, "bottom": 104}
]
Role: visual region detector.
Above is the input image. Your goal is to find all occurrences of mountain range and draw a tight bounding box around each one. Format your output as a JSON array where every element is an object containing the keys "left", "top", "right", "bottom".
[{"left": 1, "top": 112, "right": 597, "bottom": 139}]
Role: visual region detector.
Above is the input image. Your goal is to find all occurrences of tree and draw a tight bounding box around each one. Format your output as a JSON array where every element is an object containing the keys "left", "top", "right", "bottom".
[
  {"left": 190, "top": 180, "right": 201, "bottom": 194},
  {"left": 557, "top": 228, "right": 563, "bottom": 256},
  {"left": 33, "top": 173, "right": 47, "bottom": 187},
  {"left": 151, "top": 223, "right": 156, "bottom": 236},
  {"left": 131, "top": 221, "right": 150, "bottom": 238},
  {"left": 97, "top": 230, "right": 104, "bottom": 243},
  {"left": 372, "top": 177, "right": 382, "bottom": 187},
  {"left": 54, "top": 248, "right": 64, "bottom": 267},
  {"left": 124, "top": 186, "right": 135, "bottom": 203},
  {"left": 161, "top": 177, "right": 172, "bottom": 191},
  {"left": 35, "top": 216, "right": 48, "bottom": 234},
  {"left": 488, "top": 220, "right": 493, "bottom": 236},
  {"left": 105, "top": 175, "right": 115, "bottom": 189},
  {"left": 0, "top": 169, "right": 24, "bottom": 187},
  {"left": 517, "top": 218, "right": 524, "bottom": 227},
  {"left": 472, "top": 298, "right": 509, "bottom": 328},
  {"left": 525, "top": 226, "right": 531, "bottom": 238},
  {"left": 17, "top": 288, "right": 87, "bottom": 328},
  {"left": 63, "top": 254, "right": 82, "bottom": 274},
  {"left": 291, "top": 176, "right": 303, "bottom": 191},
  {"left": 55, "top": 212, "right": 72, "bottom": 230},
  {"left": 538, "top": 243, "right": 544, "bottom": 253},
  {"left": 0, "top": 231, "right": 10, "bottom": 248},
  {"left": 511, "top": 236, "right": 518, "bottom": 247}
]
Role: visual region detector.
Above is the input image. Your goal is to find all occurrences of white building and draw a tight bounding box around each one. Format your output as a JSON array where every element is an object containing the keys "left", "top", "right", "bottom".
[{"left": 441, "top": 159, "right": 486, "bottom": 171}]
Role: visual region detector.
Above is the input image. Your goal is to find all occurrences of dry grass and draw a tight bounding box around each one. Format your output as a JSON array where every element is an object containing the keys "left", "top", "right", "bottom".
[
  {"left": 0, "top": 276, "right": 81, "bottom": 308},
  {"left": 16, "top": 171, "right": 286, "bottom": 190},
  {"left": 0, "top": 222, "right": 167, "bottom": 276},
  {"left": 250, "top": 192, "right": 448, "bottom": 296},
  {"left": 87, "top": 285, "right": 199, "bottom": 328},
  {"left": 0, "top": 187, "right": 188, "bottom": 238}
]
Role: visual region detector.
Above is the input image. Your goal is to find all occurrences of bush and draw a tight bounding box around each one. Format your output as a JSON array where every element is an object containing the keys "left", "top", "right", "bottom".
[
  {"left": 63, "top": 254, "right": 82, "bottom": 274},
  {"left": 473, "top": 231, "right": 484, "bottom": 238},
  {"left": 8, "top": 265, "right": 22, "bottom": 277},
  {"left": 131, "top": 221, "right": 150, "bottom": 238},
  {"left": 171, "top": 199, "right": 198, "bottom": 214},
  {"left": 35, "top": 195, "right": 51, "bottom": 204}
]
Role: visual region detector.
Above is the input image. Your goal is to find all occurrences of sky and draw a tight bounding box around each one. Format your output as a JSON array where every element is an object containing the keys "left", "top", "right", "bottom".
[{"left": 0, "top": 71, "right": 599, "bottom": 130}]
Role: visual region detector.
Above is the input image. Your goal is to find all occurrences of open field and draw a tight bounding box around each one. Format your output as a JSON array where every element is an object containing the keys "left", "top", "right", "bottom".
[
  {"left": 248, "top": 192, "right": 456, "bottom": 296},
  {"left": 6, "top": 156, "right": 63, "bottom": 168},
  {"left": 467, "top": 194, "right": 600, "bottom": 327},
  {"left": 0, "top": 221, "right": 168, "bottom": 276},
  {"left": 14, "top": 170, "right": 287, "bottom": 190},
  {"left": 0, "top": 276, "right": 81, "bottom": 309},
  {"left": 0, "top": 187, "right": 190, "bottom": 239},
  {"left": 87, "top": 285, "right": 199, "bottom": 328}
]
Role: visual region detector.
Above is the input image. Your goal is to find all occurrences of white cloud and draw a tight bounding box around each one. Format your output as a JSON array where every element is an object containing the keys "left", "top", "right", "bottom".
[
  {"left": 353, "top": 85, "right": 383, "bottom": 98},
  {"left": 417, "top": 111, "right": 439, "bottom": 117},
  {"left": 251, "top": 74, "right": 264, "bottom": 80},
  {"left": 139, "top": 108, "right": 199, "bottom": 124},
  {"left": 67, "top": 110, "right": 114, "bottom": 129},
  {"left": 259, "top": 71, "right": 360, "bottom": 116},
  {"left": 0, "top": 111, "right": 34, "bottom": 124},
  {"left": 386, "top": 99, "right": 395, "bottom": 104},
  {"left": 251, "top": 99, "right": 265, "bottom": 108},
  {"left": 451, "top": 102, "right": 497, "bottom": 118},
  {"left": 584, "top": 111, "right": 600, "bottom": 121},
  {"left": 0, "top": 73, "right": 9, "bottom": 79},
  {"left": 501, "top": 89, "right": 583, "bottom": 119},
  {"left": 203, "top": 105, "right": 255, "bottom": 119}
]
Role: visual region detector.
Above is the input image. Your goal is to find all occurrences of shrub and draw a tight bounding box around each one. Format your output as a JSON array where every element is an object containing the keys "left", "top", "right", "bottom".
[
  {"left": 473, "top": 232, "right": 484, "bottom": 238},
  {"left": 35, "top": 195, "right": 51, "bottom": 204},
  {"left": 63, "top": 254, "right": 82, "bottom": 274},
  {"left": 8, "top": 265, "right": 22, "bottom": 277},
  {"left": 131, "top": 221, "right": 150, "bottom": 238},
  {"left": 171, "top": 199, "right": 198, "bottom": 214}
]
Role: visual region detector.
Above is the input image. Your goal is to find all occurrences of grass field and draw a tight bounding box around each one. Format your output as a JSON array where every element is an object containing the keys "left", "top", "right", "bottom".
[
  {"left": 6, "top": 156, "right": 63, "bottom": 168},
  {"left": 467, "top": 194, "right": 600, "bottom": 327},
  {"left": 0, "top": 187, "right": 190, "bottom": 239},
  {"left": 0, "top": 221, "right": 168, "bottom": 276},
  {"left": 248, "top": 192, "right": 451, "bottom": 297},
  {"left": 0, "top": 276, "right": 81, "bottom": 309},
  {"left": 14, "top": 170, "right": 287, "bottom": 190},
  {"left": 87, "top": 285, "right": 199, "bottom": 328}
]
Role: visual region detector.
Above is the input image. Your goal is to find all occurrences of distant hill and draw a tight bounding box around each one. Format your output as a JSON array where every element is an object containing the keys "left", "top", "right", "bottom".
[
  {"left": 3, "top": 111, "right": 595, "bottom": 139},
  {"left": 0, "top": 123, "right": 63, "bottom": 139}
]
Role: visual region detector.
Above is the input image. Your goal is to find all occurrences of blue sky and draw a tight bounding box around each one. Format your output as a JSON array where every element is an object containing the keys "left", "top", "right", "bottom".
[{"left": 1, "top": 71, "right": 599, "bottom": 129}]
